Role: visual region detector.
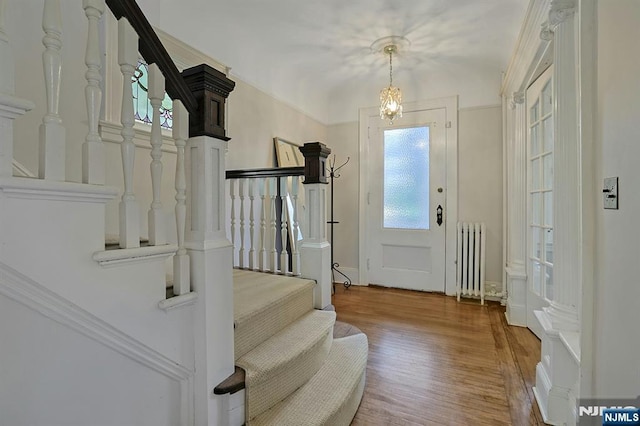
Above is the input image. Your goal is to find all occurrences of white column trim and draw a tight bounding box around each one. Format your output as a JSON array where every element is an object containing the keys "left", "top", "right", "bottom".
[
  {"left": 576, "top": 0, "right": 597, "bottom": 399},
  {"left": 502, "top": 0, "right": 594, "bottom": 423},
  {"left": 544, "top": 0, "right": 580, "bottom": 331}
]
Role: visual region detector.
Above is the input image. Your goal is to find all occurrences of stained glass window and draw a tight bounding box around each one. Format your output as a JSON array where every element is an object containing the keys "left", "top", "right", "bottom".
[{"left": 132, "top": 59, "right": 173, "bottom": 129}]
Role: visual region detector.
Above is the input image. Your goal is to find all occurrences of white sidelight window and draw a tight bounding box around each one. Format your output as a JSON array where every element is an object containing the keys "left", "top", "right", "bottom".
[{"left": 526, "top": 65, "right": 554, "bottom": 334}]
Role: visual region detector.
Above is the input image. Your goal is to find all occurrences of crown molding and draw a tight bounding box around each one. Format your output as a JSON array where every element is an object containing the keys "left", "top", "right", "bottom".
[{"left": 501, "top": 0, "right": 552, "bottom": 95}]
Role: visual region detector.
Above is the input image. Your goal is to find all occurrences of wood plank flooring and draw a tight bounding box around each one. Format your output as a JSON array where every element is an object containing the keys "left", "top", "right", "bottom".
[{"left": 332, "top": 285, "right": 543, "bottom": 426}]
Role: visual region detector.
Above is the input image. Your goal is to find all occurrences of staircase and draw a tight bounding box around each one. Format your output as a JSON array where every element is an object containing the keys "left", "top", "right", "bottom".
[
  {"left": 231, "top": 270, "right": 368, "bottom": 425},
  {"left": 0, "top": 1, "right": 365, "bottom": 424}
]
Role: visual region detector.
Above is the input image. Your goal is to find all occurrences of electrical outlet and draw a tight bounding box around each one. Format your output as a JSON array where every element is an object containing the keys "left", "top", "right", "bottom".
[{"left": 603, "top": 177, "right": 618, "bottom": 209}]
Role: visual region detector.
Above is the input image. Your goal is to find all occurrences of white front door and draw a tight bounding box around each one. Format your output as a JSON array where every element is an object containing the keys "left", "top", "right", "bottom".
[
  {"left": 526, "top": 66, "right": 554, "bottom": 339},
  {"left": 365, "top": 109, "right": 447, "bottom": 292}
]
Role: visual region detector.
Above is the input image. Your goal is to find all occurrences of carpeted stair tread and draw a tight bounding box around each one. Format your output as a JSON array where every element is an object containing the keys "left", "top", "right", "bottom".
[
  {"left": 234, "top": 269, "right": 315, "bottom": 359},
  {"left": 238, "top": 310, "right": 336, "bottom": 421},
  {"left": 250, "top": 333, "right": 369, "bottom": 426}
]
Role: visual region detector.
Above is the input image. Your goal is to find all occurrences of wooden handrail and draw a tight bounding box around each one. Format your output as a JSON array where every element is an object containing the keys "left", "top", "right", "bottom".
[
  {"left": 226, "top": 167, "right": 304, "bottom": 180},
  {"left": 105, "top": 0, "right": 198, "bottom": 116}
]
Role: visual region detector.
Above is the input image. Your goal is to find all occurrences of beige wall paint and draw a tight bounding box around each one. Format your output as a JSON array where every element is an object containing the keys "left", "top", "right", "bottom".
[
  {"left": 226, "top": 80, "right": 327, "bottom": 170},
  {"left": 458, "top": 106, "right": 503, "bottom": 288},
  {"left": 328, "top": 106, "right": 503, "bottom": 289},
  {"left": 325, "top": 122, "right": 360, "bottom": 275}
]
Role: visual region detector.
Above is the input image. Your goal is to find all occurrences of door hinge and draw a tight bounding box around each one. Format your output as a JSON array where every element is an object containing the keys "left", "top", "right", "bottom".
[
  {"left": 368, "top": 126, "right": 371, "bottom": 139},
  {"left": 367, "top": 258, "right": 370, "bottom": 270},
  {"left": 445, "top": 121, "right": 452, "bottom": 128},
  {"left": 367, "top": 192, "right": 370, "bottom": 205}
]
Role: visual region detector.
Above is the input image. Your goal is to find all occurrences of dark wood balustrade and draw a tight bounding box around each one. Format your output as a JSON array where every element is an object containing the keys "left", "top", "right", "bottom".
[{"left": 105, "top": 0, "right": 235, "bottom": 139}]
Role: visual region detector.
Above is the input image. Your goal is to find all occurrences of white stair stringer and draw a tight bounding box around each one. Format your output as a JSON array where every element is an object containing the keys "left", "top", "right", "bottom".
[
  {"left": 251, "top": 333, "right": 369, "bottom": 426},
  {"left": 0, "top": 261, "right": 194, "bottom": 426},
  {"left": 238, "top": 309, "right": 336, "bottom": 421},
  {"left": 0, "top": 178, "right": 191, "bottom": 363}
]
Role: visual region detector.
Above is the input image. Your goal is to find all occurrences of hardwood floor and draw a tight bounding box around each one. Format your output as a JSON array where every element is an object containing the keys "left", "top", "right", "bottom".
[{"left": 332, "top": 285, "right": 543, "bottom": 426}]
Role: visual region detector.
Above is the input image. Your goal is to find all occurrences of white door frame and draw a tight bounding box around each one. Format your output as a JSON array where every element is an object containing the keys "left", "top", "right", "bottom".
[{"left": 358, "top": 96, "right": 458, "bottom": 295}]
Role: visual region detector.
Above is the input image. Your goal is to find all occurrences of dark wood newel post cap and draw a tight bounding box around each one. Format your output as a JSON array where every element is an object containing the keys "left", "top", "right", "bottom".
[
  {"left": 299, "top": 142, "right": 331, "bottom": 184},
  {"left": 181, "top": 64, "right": 235, "bottom": 140}
]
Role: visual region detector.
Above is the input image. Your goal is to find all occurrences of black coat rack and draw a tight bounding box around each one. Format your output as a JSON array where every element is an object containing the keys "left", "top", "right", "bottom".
[{"left": 327, "top": 155, "right": 352, "bottom": 291}]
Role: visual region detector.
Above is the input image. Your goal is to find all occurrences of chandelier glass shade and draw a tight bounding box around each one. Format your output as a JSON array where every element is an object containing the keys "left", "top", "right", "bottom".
[
  {"left": 379, "top": 44, "right": 402, "bottom": 123},
  {"left": 380, "top": 85, "right": 402, "bottom": 123}
]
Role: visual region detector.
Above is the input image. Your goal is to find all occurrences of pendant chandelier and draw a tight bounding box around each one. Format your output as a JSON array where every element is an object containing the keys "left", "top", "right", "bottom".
[
  {"left": 371, "top": 36, "right": 409, "bottom": 124},
  {"left": 379, "top": 44, "right": 402, "bottom": 124}
]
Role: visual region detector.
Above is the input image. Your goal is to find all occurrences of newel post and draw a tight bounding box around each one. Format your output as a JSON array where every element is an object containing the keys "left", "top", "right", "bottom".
[
  {"left": 182, "top": 64, "right": 235, "bottom": 425},
  {"left": 299, "top": 142, "right": 332, "bottom": 309}
]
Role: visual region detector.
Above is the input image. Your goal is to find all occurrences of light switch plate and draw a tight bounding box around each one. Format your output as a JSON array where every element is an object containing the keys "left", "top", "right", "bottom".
[{"left": 603, "top": 177, "right": 618, "bottom": 209}]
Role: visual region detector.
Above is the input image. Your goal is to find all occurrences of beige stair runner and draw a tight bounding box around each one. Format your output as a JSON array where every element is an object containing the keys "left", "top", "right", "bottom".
[
  {"left": 237, "top": 310, "right": 336, "bottom": 420},
  {"left": 252, "top": 334, "right": 368, "bottom": 426},
  {"left": 233, "top": 269, "right": 368, "bottom": 426},
  {"left": 234, "top": 269, "right": 315, "bottom": 360}
]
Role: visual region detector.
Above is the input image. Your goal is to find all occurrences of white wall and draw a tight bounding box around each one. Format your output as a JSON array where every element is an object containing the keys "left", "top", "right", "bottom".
[
  {"left": 593, "top": 0, "right": 640, "bottom": 397},
  {"left": 458, "top": 106, "right": 503, "bottom": 289},
  {"left": 0, "top": 292, "right": 183, "bottom": 426},
  {"left": 327, "top": 106, "right": 503, "bottom": 288}
]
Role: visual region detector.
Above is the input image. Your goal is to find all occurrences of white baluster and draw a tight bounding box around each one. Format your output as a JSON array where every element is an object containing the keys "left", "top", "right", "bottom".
[
  {"left": 291, "top": 176, "right": 300, "bottom": 275},
  {"left": 172, "top": 100, "right": 189, "bottom": 296},
  {"left": 280, "top": 177, "right": 289, "bottom": 274},
  {"left": 82, "top": 0, "right": 105, "bottom": 184},
  {"left": 0, "top": 0, "right": 35, "bottom": 178},
  {"left": 39, "top": 0, "right": 66, "bottom": 181},
  {"left": 147, "top": 63, "right": 166, "bottom": 246},
  {"left": 258, "top": 178, "right": 267, "bottom": 272},
  {"left": 230, "top": 179, "right": 236, "bottom": 266},
  {"left": 238, "top": 178, "right": 246, "bottom": 268},
  {"left": 248, "top": 179, "right": 256, "bottom": 270},
  {"left": 118, "top": 18, "right": 140, "bottom": 248},
  {"left": 269, "top": 177, "right": 278, "bottom": 273}
]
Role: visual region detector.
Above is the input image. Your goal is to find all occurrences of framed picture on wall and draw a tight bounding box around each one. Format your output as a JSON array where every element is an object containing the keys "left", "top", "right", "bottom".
[{"left": 274, "top": 137, "right": 304, "bottom": 167}]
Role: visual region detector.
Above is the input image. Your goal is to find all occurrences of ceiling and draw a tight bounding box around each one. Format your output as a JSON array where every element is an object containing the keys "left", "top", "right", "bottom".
[{"left": 138, "top": 0, "right": 530, "bottom": 124}]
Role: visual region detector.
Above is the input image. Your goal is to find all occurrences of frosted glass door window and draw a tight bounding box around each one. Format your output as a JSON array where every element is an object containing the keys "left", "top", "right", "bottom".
[{"left": 383, "top": 127, "right": 430, "bottom": 229}]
